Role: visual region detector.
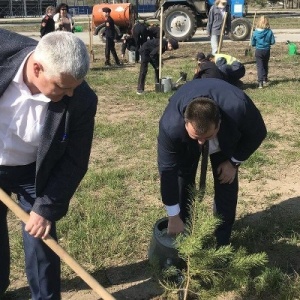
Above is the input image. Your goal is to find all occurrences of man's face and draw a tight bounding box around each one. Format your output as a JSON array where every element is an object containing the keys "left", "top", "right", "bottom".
[
  {"left": 185, "top": 121, "right": 220, "bottom": 145},
  {"left": 34, "top": 63, "right": 83, "bottom": 102}
]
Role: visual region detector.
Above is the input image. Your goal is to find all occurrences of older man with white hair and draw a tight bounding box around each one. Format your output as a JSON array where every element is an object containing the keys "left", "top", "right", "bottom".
[{"left": 0, "top": 29, "right": 97, "bottom": 299}]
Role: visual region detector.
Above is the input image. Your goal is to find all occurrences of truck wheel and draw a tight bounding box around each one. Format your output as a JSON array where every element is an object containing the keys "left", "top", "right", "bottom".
[
  {"left": 229, "top": 18, "right": 251, "bottom": 41},
  {"left": 163, "top": 5, "right": 197, "bottom": 42},
  {"left": 97, "top": 25, "right": 122, "bottom": 43}
]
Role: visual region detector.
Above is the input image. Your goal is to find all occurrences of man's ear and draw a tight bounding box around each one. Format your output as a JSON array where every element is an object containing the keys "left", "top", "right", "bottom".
[{"left": 33, "top": 62, "right": 44, "bottom": 77}]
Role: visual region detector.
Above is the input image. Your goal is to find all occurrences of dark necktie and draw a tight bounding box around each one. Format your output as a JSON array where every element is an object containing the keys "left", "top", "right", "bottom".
[{"left": 199, "top": 140, "right": 209, "bottom": 200}]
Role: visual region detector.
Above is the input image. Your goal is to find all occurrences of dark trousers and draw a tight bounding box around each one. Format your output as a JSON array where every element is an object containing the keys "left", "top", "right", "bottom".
[
  {"left": 133, "top": 37, "right": 147, "bottom": 63},
  {"left": 105, "top": 37, "right": 120, "bottom": 64},
  {"left": 255, "top": 49, "right": 270, "bottom": 82},
  {"left": 178, "top": 150, "right": 238, "bottom": 247},
  {"left": 0, "top": 163, "right": 61, "bottom": 300},
  {"left": 137, "top": 59, "right": 159, "bottom": 91}
]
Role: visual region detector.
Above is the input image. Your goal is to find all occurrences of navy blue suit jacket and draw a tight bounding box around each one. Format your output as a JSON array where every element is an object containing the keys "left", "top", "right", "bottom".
[
  {"left": 0, "top": 29, "right": 98, "bottom": 221},
  {"left": 158, "top": 78, "right": 267, "bottom": 206}
]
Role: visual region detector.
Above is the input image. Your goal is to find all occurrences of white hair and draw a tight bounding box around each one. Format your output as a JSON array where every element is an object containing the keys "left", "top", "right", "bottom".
[{"left": 33, "top": 31, "right": 89, "bottom": 79}]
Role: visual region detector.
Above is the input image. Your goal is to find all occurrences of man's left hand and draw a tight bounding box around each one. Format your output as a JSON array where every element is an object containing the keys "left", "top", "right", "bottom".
[
  {"left": 25, "top": 211, "right": 52, "bottom": 239},
  {"left": 217, "top": 160, "right": 238, "bottom": 184}
]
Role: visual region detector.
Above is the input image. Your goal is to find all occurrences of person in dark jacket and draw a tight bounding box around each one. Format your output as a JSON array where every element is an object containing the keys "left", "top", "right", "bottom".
[
  {"left": 121, "top": 34, "right": 136, "bottom": 61},
  {"left": 147, "top": 23, "right": 164, "bottom": 39},
  {"left": 137, "top": 38, "right": 179, "bottom": 94},
  {"left": 40, "top": 6, "right": 55, "bottom": 37},
  {"left": 193, "top": 52, "right": 225, "bottom": 80},
  {"left": 207, "top": 53, "right": 246, "bottom": 85},
  {"left": 102, "top": 7, "right": 121, "bottom": 66},
  {"left": 207, "top": 0, "right": 231, "bottom": 54},
  {"left": 0, "top": 29, "right": 97, "bottom": 299},
  {"left": 132, "top": 20, "right": 148, "bottom": 63},
  {"left": 251, "top": 15, "right": 275, "bottom": 88},
  {"left": 158, "top": 79, "right": 267, "bottom": 246}
]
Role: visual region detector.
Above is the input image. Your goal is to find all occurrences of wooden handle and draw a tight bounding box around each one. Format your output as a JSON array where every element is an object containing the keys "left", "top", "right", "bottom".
[
  {"left": 0, "top": 188, "right": 115, "bottom": 300},
  {"left": 217, "top": 12, "right": 227, "bottom": 54}
]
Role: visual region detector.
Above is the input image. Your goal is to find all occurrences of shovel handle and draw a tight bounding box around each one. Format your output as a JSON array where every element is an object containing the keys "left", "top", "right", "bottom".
[
  {"left": 217, "top": 12, "right": 227, "bottom": 54},
  {"left": 0, "top": 188, "right": 115, "bottom": 300}
]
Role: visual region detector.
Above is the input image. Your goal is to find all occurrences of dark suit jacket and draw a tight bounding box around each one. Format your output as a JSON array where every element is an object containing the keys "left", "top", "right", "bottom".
[
  {"left": 0, "top": 29, "right": 98, "bottom": 221},
  {"left": 158, "top": 78, "right": 267, "bottom": 206}
]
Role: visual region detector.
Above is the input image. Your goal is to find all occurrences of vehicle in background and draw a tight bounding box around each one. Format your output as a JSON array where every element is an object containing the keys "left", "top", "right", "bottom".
[{"left": 143, "top": 0, "right": 251, "bottom": 42}]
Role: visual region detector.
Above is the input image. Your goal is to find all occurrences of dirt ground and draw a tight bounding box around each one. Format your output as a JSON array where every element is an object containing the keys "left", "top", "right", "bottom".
[{"left": 3, "top": 36, "right": 300, "bottom": 300}]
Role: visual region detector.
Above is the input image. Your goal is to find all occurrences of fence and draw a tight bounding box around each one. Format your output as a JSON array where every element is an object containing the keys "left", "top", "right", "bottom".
[{"left": 0, "top": 0, "right": 56, "bottom": 17}]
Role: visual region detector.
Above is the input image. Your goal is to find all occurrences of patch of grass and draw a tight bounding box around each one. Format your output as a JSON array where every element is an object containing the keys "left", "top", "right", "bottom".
[{"left": 6, "top": 24, "right": 300, "bottom": 299}]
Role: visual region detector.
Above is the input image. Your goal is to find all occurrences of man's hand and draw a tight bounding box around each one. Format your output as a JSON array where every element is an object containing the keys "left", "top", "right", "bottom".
[
  {"left": 167, "top": 214, "right": 184, "bottom": 235},
  {"left": 217, "top": 160, "right": 238, "bottom": 184},
  {"left": 25, "top": 211, "right": 52, "bottom": 239}
]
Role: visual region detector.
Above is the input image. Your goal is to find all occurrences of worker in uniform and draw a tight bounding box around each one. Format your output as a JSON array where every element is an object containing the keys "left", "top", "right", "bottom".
[
  {"left": 102, "top": 7, "right": 121, "bottom": 66},
  {"left": 132, "top": 20, "right": 148, "bottom": 63},
  {"left": 136, "top": 37, "right": 179, "bottom": 95}
]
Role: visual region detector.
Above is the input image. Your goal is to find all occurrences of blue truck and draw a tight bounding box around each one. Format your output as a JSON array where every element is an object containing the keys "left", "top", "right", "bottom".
[{"left": 141, "top": 0, "right": 250, "bottom": 42}]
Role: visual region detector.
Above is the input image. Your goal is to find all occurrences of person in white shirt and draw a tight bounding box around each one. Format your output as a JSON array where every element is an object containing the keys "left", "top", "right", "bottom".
[
  {"left": 0, "top": 29, "right": 97, "bottom": 299},
  {"left": 53, "top": 3, "right": 74, "bottom": 32}
]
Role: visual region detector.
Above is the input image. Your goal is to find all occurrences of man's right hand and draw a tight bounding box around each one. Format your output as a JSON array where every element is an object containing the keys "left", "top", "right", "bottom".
[{"left": 167, "top": 214, "right": 184, "bottom": 235}]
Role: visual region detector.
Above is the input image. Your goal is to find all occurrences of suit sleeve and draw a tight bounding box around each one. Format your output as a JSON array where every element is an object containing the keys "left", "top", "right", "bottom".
[
  {"left": 32, "top": 83, "right": 98, "bottom": 221},
  {"left": 157, "top": 121, "right": 181, "bottom": 206},
  {"left": 231, "top": 99, "right": 267, "bottom": 161}
]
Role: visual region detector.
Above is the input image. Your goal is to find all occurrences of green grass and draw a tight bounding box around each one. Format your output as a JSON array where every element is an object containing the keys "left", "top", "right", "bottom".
[{"left": 5, "top": 28, "right": 300, "bottom": 299}]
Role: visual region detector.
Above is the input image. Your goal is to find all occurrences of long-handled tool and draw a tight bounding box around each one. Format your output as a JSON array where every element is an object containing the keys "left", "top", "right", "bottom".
[
  {"left": 88, "top": 14, "right": 95, "bottom": 62},
  {"left": 217, "top": 12, "right": 227, "bottom": 54},
  {"left": 245, "top": 11, "right": 257, "bottom": 56},
  {"left": 0, "top": 188, "right": 115, "bottom": 300}
]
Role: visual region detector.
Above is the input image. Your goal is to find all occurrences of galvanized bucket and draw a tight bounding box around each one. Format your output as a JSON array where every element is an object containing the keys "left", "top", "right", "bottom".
[
  {"left": 128, "top": 50, "right": 136, "bottom": 63},
  {"left": 148, "top": 217, "right": 184, "bottom": 269}
]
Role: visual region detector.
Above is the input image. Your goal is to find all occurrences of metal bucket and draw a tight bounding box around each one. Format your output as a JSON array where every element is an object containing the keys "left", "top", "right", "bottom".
[
  {"left": 128, "top": 50, "right": 136, "bottom": 63},
  {"left": 148, "top": 217, "right": 183, "bottom": 269},
  {"left": 155, "top": 77, "right": 173, "bottom": 93},
  {"left": 161, "top": 77, "right": 173, "bottom": 92}
]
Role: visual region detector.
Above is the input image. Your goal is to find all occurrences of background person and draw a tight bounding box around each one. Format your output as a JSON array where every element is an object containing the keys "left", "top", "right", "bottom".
[
  {"left": 121, "top": 34, "right": 136, "bottom": 62},
  {"left": 251, "top": 15, "right": 275, "bottom": 88},
  {"left": 132, "top": 20, "right": 148, "bottom": 63},
  {"left": 147, "top": 23, "right": 164, "bottom": 39},
  {"left": 193, "top": 52, "right": 225, "bottom": 80},
  {"left": 53, "top": 3, "right": 74, "bottom": 32},
  {"left": 207, "top": 0, "right": 231, "bottom": 54},
  {"left": 40, "top": 6, "right": 55, "bottom": 37},
  {"left": 157, "top": 78, "right": 267, "bottom": 246},
  {"left": 102, "top": 7, "right": 121, "bottom": 66},
  {"left": 136, "top": 37, "right": 179, "bottom": 95},
  {"left": 0, "top": 29, "right": 97, "bottom": 299},
  {"left": 207, "top": 53, "right": 246, "bottom": 85}
]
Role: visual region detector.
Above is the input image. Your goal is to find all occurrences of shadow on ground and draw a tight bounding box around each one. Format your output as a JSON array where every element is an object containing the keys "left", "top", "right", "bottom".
[{"left": 233, "top": 196, "right": 300, "bottom": 273}]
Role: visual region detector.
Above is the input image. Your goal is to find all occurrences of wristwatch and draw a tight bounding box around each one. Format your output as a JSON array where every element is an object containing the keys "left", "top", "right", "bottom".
[{"left": 229, "top": 159, "right": 241, "bottom": 168}]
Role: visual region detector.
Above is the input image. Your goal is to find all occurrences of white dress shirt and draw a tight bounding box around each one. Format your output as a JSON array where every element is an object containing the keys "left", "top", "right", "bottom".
[{"left": 0, "top": 52, "right": 51, "bottom": 166}]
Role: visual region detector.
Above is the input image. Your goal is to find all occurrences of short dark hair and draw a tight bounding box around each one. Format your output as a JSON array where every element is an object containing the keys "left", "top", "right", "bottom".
[{"left": 184, "top": 97, "right": 220, "bottom": 135}]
